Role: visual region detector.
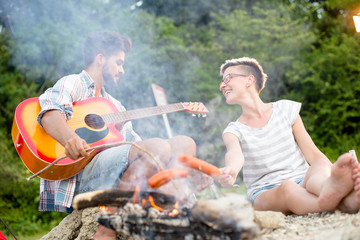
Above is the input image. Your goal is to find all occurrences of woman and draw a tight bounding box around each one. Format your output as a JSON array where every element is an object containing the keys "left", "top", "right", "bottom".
[{"left": 217, "top": 57, "right": 360, "bottom": 215}]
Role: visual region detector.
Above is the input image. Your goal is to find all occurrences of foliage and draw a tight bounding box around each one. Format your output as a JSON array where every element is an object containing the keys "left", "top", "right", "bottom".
[
  {"left": 0, "top": 0, "right": 360, "bottom": 236},
  {"left": 284, "top": 31, "right": 360, "bottom": 160},
  {"left": 0, "top": 30, "right": 67, "bottom": 238}
]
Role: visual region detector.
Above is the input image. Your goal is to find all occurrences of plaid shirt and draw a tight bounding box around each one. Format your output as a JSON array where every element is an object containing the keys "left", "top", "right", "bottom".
[{"left": 37, "top": 70, "right": 141, "bottom": 212}]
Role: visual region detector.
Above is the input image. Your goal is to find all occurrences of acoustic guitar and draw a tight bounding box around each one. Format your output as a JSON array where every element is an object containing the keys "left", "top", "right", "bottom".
[{"left": 11, "top": 97, "right": 208, "bottom": 181}]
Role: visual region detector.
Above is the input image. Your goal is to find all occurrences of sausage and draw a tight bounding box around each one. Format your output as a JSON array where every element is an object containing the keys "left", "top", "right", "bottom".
[
  {"left": 178, "top": 155, "right": 220, "bottom": 177},
  {"left": 148, "top": 169, "right": 189, "bottom": 189}
]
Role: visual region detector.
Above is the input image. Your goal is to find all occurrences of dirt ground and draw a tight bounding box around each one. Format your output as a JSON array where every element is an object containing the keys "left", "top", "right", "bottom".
[{"left": 259, "top": 210, "right": 360, "bottom": 240}]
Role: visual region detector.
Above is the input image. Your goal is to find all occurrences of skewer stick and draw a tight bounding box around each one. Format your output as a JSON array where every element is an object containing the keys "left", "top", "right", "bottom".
[{"left": 26, "top": 141, "right": 164, "bottom": 181}]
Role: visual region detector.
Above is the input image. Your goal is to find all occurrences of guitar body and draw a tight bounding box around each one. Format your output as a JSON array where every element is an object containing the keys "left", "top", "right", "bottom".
[{"left": 11, "top": 97, "right": 124, "bottom": 181}]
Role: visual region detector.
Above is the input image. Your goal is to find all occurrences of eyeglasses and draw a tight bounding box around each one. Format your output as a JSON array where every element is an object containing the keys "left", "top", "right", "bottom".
[{"left": 219, "top": 73, "right": 249, "bottom": 89}]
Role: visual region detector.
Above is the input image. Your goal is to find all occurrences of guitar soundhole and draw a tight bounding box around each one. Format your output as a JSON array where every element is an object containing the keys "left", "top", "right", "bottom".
[{"left": 84, "top": 114, "right": 105, "bottom": 129}]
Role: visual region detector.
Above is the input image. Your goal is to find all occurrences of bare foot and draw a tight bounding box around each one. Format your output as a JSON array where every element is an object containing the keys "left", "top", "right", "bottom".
[
  {"left": 338, "top": 161, "right": 360, "bottom": 213},
  {"left": 318, "top": 153, "right": 356, "bottom": 212},
  {"left": 94, "top": 225, "right": 116, "bottom": 240}
]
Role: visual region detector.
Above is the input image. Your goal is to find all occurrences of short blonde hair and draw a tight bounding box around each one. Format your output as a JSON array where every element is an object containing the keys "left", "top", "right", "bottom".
[{"left": 220, "top": 57, "right": 268, "bottom": 92}]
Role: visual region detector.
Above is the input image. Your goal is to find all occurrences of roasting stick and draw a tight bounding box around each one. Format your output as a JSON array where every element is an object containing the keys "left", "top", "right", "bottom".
[
  {"left": 26, "top": 141, "right": 164, "bottom": 181},
  {"left": 210, "top": 184, "right": 220, "bottom": 199}
]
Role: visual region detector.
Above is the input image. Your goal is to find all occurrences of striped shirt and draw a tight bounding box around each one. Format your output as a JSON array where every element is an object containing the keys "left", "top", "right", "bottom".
[
  {"left": 37, "top": 70, "right": 141, "bottom": 212},
  {"left": 223, "top": 100, "right": 309, "bottom": 199}
]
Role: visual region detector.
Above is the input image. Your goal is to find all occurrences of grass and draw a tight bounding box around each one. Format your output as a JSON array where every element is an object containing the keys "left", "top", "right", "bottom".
[
  {"left": 1, "top": 229, "right": 49, "bottom": 240},
  {"left": 18, "top": 231, "right": 48, "bottom": 240}
]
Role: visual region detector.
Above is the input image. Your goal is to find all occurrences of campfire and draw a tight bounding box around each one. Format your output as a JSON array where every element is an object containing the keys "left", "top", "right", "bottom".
[
  {"left": 73, "top": 189, "right": 259, "bottom": 240},
  {"left": 72, "top": 155, "right": 260, "bottom": 239}
]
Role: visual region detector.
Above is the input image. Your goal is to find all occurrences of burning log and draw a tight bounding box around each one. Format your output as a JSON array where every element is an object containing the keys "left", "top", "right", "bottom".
[
  {"left": 74, "top": 190, "right": 259, "bottom": 239},
  {"left": 72, "top": 189, "right": 187, "bottom": 211}
]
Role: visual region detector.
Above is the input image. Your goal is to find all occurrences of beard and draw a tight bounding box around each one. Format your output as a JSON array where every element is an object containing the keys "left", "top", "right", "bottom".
[{"left": 102, "top": 63, "right": 118, "bottom": 88}]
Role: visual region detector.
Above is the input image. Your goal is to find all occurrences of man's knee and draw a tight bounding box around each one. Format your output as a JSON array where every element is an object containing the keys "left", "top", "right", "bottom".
[
  {"left": 138, "top": 138, "right": 171, "bottom": 150},
  {"left": 169, "top": 135, "right": 196, "bottom": 154}
]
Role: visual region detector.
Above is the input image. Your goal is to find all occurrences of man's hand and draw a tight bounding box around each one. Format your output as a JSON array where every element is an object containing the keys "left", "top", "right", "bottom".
[{"left": 64, "top": 135, "right": 90, "bottom": 160}]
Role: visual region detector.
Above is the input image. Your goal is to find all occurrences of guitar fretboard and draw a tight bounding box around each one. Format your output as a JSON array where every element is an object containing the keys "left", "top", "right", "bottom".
[{"left": 101, "top": 103, "right": 185, "bottom": 124}]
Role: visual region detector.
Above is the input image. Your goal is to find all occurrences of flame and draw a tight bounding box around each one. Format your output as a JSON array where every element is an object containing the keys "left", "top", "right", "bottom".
[
  {"left": 99, "top": 206, "right": 108, "bottom": 212},
  {"left": 169, "top": 201, "right": 179, "bottom": 216},
  {"left": 148, "top": 195, "right": 163, "bottom": 211},
  {"left": 170, "top": 208, "right": 179, "bottom": 216},
  {"left": 133, "top": 185, "right": 140, "bottom": 204},
  {"left": 141, "top": 198, "right": 146, "bottom": 206}
]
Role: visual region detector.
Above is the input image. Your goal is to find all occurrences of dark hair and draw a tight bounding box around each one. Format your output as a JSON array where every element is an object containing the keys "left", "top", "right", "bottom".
[{"left": 83, "top": 31, "right": 132, "bottom": 67}]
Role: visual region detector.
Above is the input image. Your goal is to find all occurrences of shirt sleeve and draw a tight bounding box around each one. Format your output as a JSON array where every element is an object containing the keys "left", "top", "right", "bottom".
[
  {"left": 37, "top": 75, "right": 84, "bottom": 126},
  {"left": 223, "top": 121, "right": 241, "bottom": 140},
  {"left": 287, "top": 100, "right": 301, "bottom": 125},
  {"left": 277, "top": 100, "right": 302, "bottom": 126}
]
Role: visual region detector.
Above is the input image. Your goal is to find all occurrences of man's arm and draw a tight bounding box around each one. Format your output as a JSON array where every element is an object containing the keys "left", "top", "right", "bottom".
[
  {"left": 218, "top": 132, "right": 244, "bottom": 186},
  {"left": 41, "top": 110, "right": 89, "bottom": 160}
]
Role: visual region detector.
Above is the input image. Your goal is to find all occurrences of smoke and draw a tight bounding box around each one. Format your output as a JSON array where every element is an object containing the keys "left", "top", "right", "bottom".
[
  {"left": 0, "top": 0, "right": 215, "bottom": 155},
  {"left": 0, "top": 0, "right": 141, "bottom": 78},
  {"left": 1, "top": 0, "right": 315, "bottom": 170}
]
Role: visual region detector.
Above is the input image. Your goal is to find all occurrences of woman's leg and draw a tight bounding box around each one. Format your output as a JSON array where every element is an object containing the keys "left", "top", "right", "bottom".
[
  {"left": 317, "top": 153, "right": 356, "bottom": 211},
  {"left": 301, "top": 159, "right": 331, "bottom": 196},
  {"left": 337, "top": 161, "right": 360, "bottom": 213},
  {"left": 253, "top": 180, "right": 321, "bottom": 215}
]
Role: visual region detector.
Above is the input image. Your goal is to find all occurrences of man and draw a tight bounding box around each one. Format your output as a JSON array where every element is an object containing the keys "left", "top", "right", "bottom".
[{"left": 37, "top": 31, "right": 209, "bottom": 239}]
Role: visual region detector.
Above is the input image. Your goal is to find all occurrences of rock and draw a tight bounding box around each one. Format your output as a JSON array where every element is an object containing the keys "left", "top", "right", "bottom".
[
  {"left": 39, "top": 209, "right": 85, "bottom": 240},
  {"left": 75, "top": 208, "right": 99, "bottom": 240},
  {"left": 39, "top": 207, "right": 133, "bottom": 240},
  {"left": 191, "top": 193, "right": 260, "bottom": 238},
  {"left": 254, "top": 211, "right": 285, "bottom": 229},
  {"left": 40, "top": 208, "right": 98, "bottom": 240}
]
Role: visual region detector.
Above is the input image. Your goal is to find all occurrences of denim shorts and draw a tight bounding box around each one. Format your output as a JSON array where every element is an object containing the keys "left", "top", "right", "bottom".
[
  {"left": 74, "top": 144, "right": 131, "bottom": 194},
  {"left": 250, "top": 177, "right": 304, "bottom": 203}
]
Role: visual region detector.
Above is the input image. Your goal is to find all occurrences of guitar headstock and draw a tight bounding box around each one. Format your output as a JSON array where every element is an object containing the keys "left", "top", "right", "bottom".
[{"left": 182, "top": 102, "right": 209, "bottom": 117}]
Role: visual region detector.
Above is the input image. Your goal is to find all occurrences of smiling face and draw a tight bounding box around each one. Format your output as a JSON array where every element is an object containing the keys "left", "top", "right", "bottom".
[
  {"left": 102, "top": 51, "right": 125, "bottom": 86},
  {"left": 220, "top": 66, "right": 250, "bottom": 104}
]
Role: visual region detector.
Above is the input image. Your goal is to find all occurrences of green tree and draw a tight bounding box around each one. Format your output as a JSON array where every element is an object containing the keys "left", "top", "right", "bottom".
[{"left": 0, "top": 29, "right": 67, "bottom": 238}]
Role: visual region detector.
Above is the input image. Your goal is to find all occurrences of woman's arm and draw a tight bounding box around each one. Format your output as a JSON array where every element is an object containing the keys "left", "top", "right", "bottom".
[
  {"left": 218, "top": 132, "right": 244, "bottom": 186},
  {"left": 292, "top": 115, "right": 332, "bottom": 167}
]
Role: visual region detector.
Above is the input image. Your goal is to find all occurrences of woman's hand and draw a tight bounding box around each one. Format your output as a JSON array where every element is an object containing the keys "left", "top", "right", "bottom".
[{"left": 218, "top": 166, "right": 237, "bottom": 187}]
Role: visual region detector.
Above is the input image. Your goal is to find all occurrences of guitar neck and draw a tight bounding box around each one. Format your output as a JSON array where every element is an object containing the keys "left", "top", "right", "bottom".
[{"left": 101, "top": 103, "right": 185, "bottom": 124}]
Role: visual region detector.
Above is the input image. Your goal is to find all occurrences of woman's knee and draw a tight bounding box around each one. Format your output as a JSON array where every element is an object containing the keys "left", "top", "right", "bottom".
[{"left": 278, "top": 180, "right": 299, "bottom": 201}]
